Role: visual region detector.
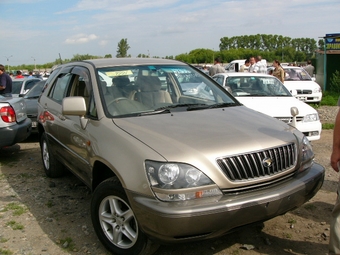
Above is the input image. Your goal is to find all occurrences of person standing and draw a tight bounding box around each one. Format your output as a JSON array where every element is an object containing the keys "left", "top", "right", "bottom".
[
  {"left": 254, "top": 55, "right": 267, "bottom": 74},
  {"left": 248, "top": 57, "right": 256, "bottom": 73},
  {"left": 239, "top": 59, "right": 250, "bottom": 72},
  {"left": 304, "top": 60, "right": 315, "bottom": 77},
  {"left": 0, "top": 64, "right": 13, "bottom": 97},
  {"left": 330, "top": 99, "right": 340, "bottom": 255},
  {"left": 15, "top": 70, "right": 24, "bottom": 78},
  {"left": 209, "top": 57, "right": 225, "bottom": 76},
  {"left": 272, "top": 60, "right": 285, "bottom": 83}
]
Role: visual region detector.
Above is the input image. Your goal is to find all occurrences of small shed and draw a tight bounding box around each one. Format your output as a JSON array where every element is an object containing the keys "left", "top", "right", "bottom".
[{"left": 316, "top": 33, "right": 340, "bottom": 91}]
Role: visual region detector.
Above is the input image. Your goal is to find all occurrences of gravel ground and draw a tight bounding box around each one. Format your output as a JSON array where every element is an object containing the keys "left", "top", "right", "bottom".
[{"left": 0, "top": 105, "right": 338, "bottom": 255}]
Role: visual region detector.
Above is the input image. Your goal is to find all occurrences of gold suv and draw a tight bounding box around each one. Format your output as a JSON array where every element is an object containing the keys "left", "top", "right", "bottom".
[{"left": 37, "top": 58, "right": 325, "bottom": 255}]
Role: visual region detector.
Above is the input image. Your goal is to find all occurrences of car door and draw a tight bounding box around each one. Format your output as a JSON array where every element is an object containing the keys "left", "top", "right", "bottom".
[
  {"left": 57, "top": 66, "right": 94, "bottom": 186},
  {"left": 39, "top": 66, "right": 74, "bottom": 160}
]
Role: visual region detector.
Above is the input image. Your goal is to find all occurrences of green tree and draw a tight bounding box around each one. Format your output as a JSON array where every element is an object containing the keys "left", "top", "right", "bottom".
[
  {"left": 104, "top": 54, "right": 112, "bottom": 58},
  {"left": 116, "top": 38, "right": 130, "bottom": 58}
]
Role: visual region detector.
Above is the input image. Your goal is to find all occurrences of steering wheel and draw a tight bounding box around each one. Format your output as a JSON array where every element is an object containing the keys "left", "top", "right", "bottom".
[{"left": 106, "top": 97, "right": 129, "bottom": 107}]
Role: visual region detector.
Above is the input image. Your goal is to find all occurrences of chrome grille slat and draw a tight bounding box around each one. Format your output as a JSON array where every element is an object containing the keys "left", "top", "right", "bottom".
[{"left": 217, "top": 143, "right": 297, "bottom": 181}]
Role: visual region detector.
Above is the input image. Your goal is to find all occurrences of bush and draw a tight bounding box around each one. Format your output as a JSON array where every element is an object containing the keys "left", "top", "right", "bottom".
[
  {"left": 320, "top": 91, "right": 339, "bottom": 106},
  {"left": 330, "top": 70, "right": 340, "bottom": 93}
]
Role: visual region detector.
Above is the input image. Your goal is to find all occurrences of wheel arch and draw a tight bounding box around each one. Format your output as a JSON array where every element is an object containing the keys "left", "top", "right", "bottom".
[{"left": 92, "top": 160, "right": 121, "bottom": 191}]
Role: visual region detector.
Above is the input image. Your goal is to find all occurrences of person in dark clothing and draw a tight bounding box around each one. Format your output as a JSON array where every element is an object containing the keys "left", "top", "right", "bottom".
[{"left": 0, "top": 64, "right": 13, "bottom": 97}]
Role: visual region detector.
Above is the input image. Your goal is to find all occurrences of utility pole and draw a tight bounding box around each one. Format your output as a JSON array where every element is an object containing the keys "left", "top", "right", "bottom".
[
  {"left": 4, "top": 55, "right": 13, "bottom": 72},
  {"left": 31, "top": 56, "right": 36, "bottom": 71}
]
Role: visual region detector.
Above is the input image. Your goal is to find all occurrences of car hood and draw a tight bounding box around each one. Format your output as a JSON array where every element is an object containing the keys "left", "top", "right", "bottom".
[
  {"left": 283, "top": 80, "right": 320, "bottom": 89},
  {"left": 113, "top": 106, "right": 297, "bottom": 162},
  {"left": 236, "top": 96, "right": 317, "bottom": 117}
]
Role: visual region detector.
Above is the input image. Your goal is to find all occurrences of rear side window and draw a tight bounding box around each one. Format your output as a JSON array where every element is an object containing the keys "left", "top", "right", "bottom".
[{"left": 49, "top": 73, "right": 73, "bottom": 103}]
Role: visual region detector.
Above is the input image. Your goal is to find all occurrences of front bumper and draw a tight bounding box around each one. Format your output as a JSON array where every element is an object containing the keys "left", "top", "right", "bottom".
[
  {"left": 0, "top": 118, "right": 32, "bottom": 148},
  {"left": 127, "top": 163, "right": 324, "bottom": 243},
  {"left": 295, "top": 93, "right": 322, "bottom": 103},
  {"left": 296, "top": 121, "right": 322, "bottom": 141}
]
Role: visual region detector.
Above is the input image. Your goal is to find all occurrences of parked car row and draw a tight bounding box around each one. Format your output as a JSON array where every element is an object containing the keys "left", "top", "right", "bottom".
[{"left": 35, "top": 58, "right": 324, "bottom": 255}]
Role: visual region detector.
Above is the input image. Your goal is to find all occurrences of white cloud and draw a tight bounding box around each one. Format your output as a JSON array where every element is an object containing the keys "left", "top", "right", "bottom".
[{"left": 64, "top": 34, "right": 98, "bottom": 44}]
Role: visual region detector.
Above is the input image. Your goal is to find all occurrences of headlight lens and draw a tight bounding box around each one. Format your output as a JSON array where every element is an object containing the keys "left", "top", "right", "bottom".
[
  {"left": 300, "top": 136, "right": 314, "bottom": 171},
  {"left": 313, "top": 86, "right": 321, "bottom": 93},
  {"left": 303, "top": 113, "right": 319, "bottom": 122},
  {"left": 146, "top": 161, "right": 222, "bottom": 201}
]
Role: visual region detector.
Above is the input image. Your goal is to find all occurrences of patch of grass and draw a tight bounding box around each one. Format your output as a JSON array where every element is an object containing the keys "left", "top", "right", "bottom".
[
  {"left": 59, "top": 237, "right": 76, "bottom": 251},
  {"left": 6, "top": 220, "right": 24, "bottom": 230},
  {"left": 288, "top": 218, "right": 296, "bottom": 224},
  {"left": 0, "top": 248, "right": 13, "bottom": 255},
  {"left": 2, "top": 202, "right": 27, "bottom": 216},
  {"left": 18, "top": 173, "right": 33, "bottom": 179},
  {"left": 323, "top": 123, "right": 335, "bottom": 130},
  {"left": 304, "top": 203, "right": 317, "bottom": 211},
  {"left": 0, "top": 237, "right": 9, "bottom": 243},
  {"left": 283, "top": 232, "right": 292, "bottom": 239},
  {"left": 46, "top": 200, "right": 54, "bottom": 208},
  {"left": 320, "top": 91, "right": 339, "bottom": 106},
  {"left": 231, "top": 249, "right": 240, "bottom": 255}
]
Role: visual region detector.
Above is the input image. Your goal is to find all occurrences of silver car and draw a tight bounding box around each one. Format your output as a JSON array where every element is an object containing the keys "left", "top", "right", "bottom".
[
  {"left": 37, "top": 58, "right": 324, "bottom": 255},
  {"left": 0, "top": 95, "right": 31, "bottom": 148}
]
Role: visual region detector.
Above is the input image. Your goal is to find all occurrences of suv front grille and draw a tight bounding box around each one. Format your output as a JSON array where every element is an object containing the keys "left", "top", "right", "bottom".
[{"left": 217, "top": 143, "right": 297, "bottom": 181}]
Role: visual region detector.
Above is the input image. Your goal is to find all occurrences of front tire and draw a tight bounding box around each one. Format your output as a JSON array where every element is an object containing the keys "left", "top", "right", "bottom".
[
  {"left": 40, "top": 132, "right": 65, "bottom": 178},
  {"left": 91, "top": 177, "right": 157, "bottom": 255}
]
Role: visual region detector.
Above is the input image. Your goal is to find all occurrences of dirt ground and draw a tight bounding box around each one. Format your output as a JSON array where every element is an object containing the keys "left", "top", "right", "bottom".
[{"left": 0, "top": 128, "right": 336, "bottom": 255}]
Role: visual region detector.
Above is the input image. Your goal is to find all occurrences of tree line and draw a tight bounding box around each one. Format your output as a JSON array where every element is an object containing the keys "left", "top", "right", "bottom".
[{"left": 8, "top": 34, "right": 324, "bottom": 71}]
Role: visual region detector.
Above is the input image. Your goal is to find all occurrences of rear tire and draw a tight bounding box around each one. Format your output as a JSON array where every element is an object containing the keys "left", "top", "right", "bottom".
[
  {"left": 91, "top": 177, "right": 158, "bottom": 255},
  {"left": 40, "top": 132, "right": 65, "bottom": 178}
]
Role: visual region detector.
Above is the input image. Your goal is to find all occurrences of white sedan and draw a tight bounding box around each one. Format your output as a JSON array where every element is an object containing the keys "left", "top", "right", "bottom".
[
  {"left": 268, "top": 66, "right": 322, "bottom": 103},
  {"left": 212, "top": 72, "right": 321, "bottom": 141}
]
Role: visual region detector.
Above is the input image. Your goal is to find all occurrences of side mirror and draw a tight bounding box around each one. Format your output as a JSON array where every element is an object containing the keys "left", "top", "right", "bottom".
[
  {"left": 62, "top": 96, "right": 88, "bottom": 129},
  {"left": 290, "top": 107, "right": 299, "bottom": 128}
]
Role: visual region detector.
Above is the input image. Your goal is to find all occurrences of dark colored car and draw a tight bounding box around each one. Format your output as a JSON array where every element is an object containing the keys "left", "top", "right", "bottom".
[
  {"left": 22, "top": 80, "right": 46, "bottom": 132},
  {"left": 11, "top": 78, "right": 42, "bottom": 97}
]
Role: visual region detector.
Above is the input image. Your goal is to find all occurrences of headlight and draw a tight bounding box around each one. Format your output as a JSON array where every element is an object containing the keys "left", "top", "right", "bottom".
[
  {"left": 300, "top": 136, "right": 314, "bottom": 172},
  {"left": 145, "top": 161, "right": 222, "bottom": 201},
  {"left": 303, "top": 113, "right": 319, "bottom": 122},
  {"left": 313, "top": 87, "right": 321, "bottom": 93}
]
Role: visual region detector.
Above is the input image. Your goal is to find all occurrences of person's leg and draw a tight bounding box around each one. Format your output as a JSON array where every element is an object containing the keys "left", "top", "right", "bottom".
[{"left": 330, "top": 180, "right": 340, "bottom": 254}]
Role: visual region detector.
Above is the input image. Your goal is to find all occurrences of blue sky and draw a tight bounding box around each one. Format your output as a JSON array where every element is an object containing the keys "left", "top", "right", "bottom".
[{"left": 1, "top": 0, "right": 339, "bottom": 66}]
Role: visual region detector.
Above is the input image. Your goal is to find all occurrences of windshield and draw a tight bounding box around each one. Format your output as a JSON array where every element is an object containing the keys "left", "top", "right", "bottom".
[
  {"left": 284, "top": 68, "right": 312, "bottom": 81},
  {"left": 226, "top": 76, "right": 292, "bottom": 97},
  {"left": 24, "top": 81, "right": 45, "bottom": 98},
  {"left": 12, "top": 80, "right": 24, "bottom": 94},
  {"left": 97, "top": 64, "right": 238, "bottom": 117}
]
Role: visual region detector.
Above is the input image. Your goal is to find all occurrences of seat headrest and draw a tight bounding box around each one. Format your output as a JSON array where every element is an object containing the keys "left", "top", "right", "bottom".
[
  {"left": 112, "top": 76, "right": 130, "bottom": 88},
  {"left": 138, "top": 76, "right": 161, "bottom": 92}
]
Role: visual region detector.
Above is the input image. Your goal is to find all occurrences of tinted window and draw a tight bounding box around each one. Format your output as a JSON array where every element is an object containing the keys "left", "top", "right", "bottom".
[
  {"left": 49, "top": 73, "right": 73, "bottom": 103},
  {"left": 12, "top": 80, "right": 23, "bottom": 94}
]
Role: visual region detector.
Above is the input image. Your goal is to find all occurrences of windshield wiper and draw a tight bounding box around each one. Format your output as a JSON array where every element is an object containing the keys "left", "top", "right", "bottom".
[
  {"left": 187, "top": 102, "right": 238, "bottom": 110},
  {"left": 138, "top": 108, "right": 171, "bottom": 116},
  {"left": 154, "top": 103, "right": 208, "bottom": 111}
]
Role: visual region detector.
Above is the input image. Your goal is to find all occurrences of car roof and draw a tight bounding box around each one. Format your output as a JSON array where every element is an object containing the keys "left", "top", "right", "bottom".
[
  {"left": 62, "top": 58, "right": 185, "bottom": 68},
  {"left": 214, "top": 73, "right": 273, "bottom": 78}
]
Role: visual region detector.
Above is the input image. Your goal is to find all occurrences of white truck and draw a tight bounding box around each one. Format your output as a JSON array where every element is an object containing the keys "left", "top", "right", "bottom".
[{"left": 225, "top": 59, "right": 267, "bottom": 72}]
